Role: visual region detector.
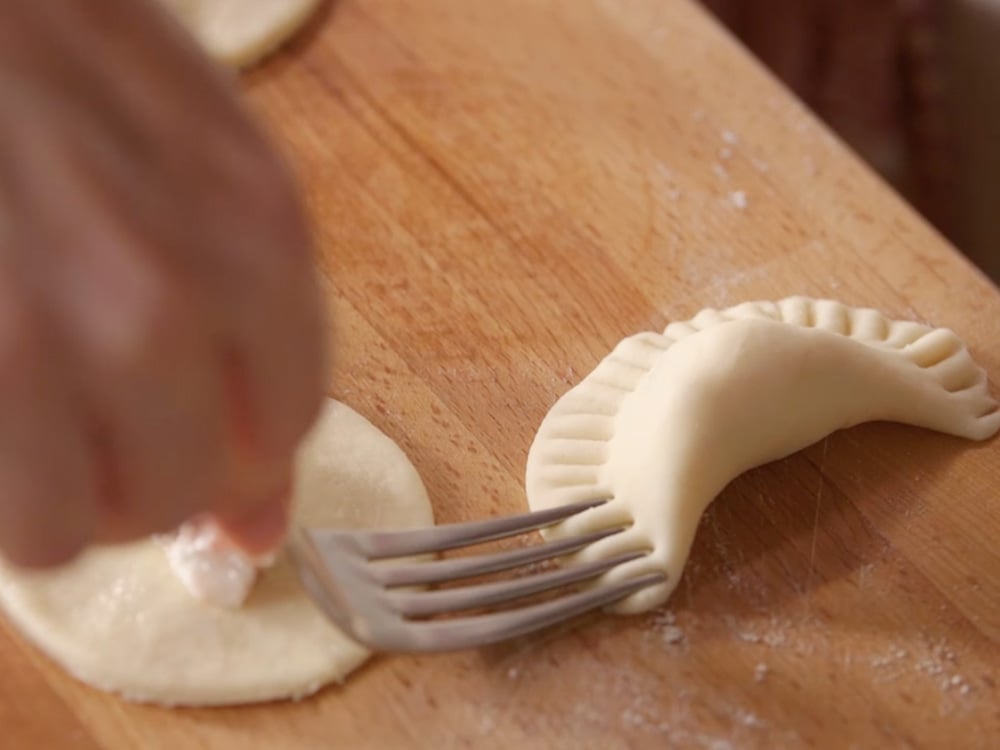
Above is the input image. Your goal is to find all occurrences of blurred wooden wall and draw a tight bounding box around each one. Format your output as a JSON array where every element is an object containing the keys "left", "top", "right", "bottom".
[{"left": 701, "top": 0, "right": 1000, "bottom": 282}]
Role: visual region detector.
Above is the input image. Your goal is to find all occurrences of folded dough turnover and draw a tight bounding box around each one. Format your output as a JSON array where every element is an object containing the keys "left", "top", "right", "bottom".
[{"left": 525, "top": 297, "right": 1000, "bottom": 614}]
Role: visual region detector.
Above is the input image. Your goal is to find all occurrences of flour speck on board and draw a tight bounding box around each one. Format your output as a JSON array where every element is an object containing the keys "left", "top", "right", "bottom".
[
  {"left": 728, "top": 615, "right": 798, "bottom": 651},
  {"left": 837, "top": 632, "right": 981, "bottom": 707},
  {"left": 754, "top": 663, "right": 769, "bottom": 683},
  {"left": 646, "top": 610, "right": 685, "bottom": 645},
  {"left": 654, "top": 162, "right": 683, "bottom": 201},
  {"left": 721, "top": 129, "right": 738, "bottom": 145},
  {"left": 729, "top": 190, "right": 748, "bottom": 209},
  {"left": 621, "top": 707, "right": 648, "bottom": 729},
  {"left": 733, "top": 707, "right": 766, "bottom": 728},
  {"left": 478, "top": 714, "right": 496, "bottom": 735},
  {"left": 662, "top": 626, "right": 685, "bottom": 645},
  {"left": 911, "top": 641, "right": 974, "bottom": 696},
  {"left": 762, "top": 629, "right": 786, "bottom": 647}
]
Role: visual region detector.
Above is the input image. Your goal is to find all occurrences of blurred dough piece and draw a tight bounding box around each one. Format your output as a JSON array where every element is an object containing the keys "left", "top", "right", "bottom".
[
  {"left": 160, "top": 0, "right": 323, "bottom": 68},
  {"left": 0, "top": 399, "right": 433, "bottom": 706}
]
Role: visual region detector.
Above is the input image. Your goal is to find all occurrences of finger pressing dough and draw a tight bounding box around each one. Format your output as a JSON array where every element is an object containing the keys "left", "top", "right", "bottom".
[
  {"left": 159, "top": 0, "right": 323, "bottom": 69},
  {"left": 0, "top": 399, "right": 433, "bottom": 706},
  {"left": 525, "top": 297, "right": 1000, "bottom": 614}
]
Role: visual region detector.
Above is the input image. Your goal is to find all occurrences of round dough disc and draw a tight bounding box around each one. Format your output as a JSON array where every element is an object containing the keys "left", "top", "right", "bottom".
[
  {"left": 0, "top": 399, "right": 433, "bottom": 706},
  {"left": 159, "top": 0, "right": 323, "bottom": 69}
]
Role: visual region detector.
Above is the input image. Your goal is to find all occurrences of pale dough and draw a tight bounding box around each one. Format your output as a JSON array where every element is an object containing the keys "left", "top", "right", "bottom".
[
  {"left": 159, "top": 0, "right": 323, "bottom": 69},
  {"left": 525, "top": 297, "right": 1000, "bottom": 614},
  {"left": 0, "top": 399, "right": 433, "bottom": 706}
]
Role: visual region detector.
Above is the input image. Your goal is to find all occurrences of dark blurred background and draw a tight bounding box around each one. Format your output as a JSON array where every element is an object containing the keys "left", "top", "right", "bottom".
[{"left": 701, "top": 0, "right": 1000, "bottom": 282}]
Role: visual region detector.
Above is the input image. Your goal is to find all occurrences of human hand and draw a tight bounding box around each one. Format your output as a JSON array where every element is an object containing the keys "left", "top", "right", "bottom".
[{"left": 0, "top": 0, "right": 326, "bottom": 566}]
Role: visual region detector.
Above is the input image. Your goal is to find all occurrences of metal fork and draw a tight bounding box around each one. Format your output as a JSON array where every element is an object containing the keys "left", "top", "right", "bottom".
[{"left": 287, "top": 499, "right": 665, "bottom": 652}]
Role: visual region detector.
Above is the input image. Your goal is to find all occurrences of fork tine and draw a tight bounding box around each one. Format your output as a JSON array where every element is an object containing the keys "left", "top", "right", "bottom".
[
  {"left": 371, "top": 571, "right": 668, "bottom": 652},
  {"left": 387, "top": 551, "right": 646, "bottom": 617},
  {"left": 316, "top": 498, "right": 609, "bottom": 559},
  {"left": 372, "top": 526, "right": 625, "bottom": 587}
]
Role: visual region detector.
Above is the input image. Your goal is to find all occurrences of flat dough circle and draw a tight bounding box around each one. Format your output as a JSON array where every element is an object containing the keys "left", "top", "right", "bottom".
[
  {"left": 160, "top": 0, "right": 323, "bottom": 68},
  {"left": 0, "top": 399, "right": 433, "bottom": 706}
]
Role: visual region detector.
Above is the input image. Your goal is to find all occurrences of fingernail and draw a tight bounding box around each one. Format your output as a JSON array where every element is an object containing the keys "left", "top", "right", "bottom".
[{"left": 217, "top": 496, "right": 290, "bottom": 556}]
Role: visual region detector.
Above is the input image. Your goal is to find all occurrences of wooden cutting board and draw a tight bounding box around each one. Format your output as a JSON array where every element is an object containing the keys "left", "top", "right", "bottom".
[{"left": 3, "top": 1, "right": 998, "bottom": 747}]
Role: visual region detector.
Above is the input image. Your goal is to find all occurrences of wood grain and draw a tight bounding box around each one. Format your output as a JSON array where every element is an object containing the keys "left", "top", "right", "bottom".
[{"left": 3, "top": 0, "right": 998, "bottom": 747}]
